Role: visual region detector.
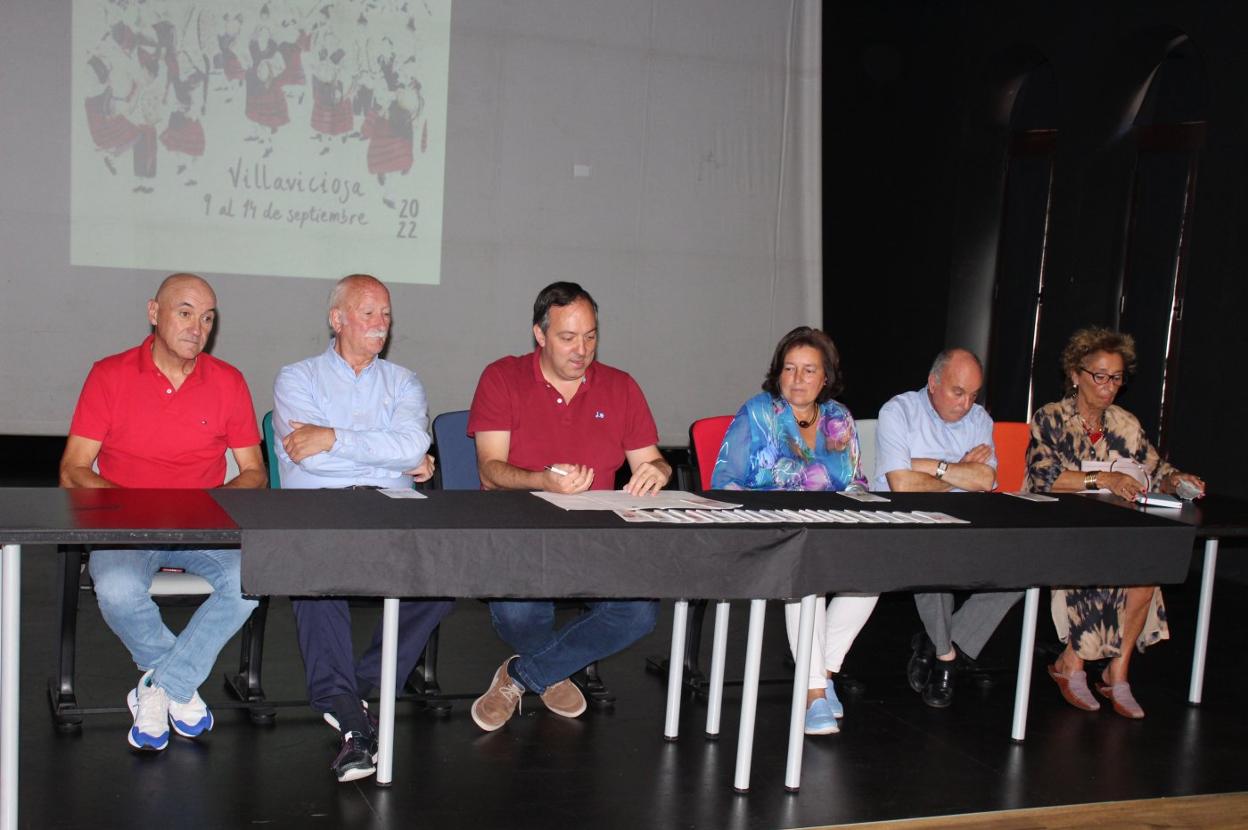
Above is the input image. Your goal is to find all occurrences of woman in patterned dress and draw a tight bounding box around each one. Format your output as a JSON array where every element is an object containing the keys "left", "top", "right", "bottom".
[
  {"left": 1025, "top": 327, "right": 1205, "bottom": 718},
  {"left": 712, "top": 327, "right": 872, "bottom": 736}
]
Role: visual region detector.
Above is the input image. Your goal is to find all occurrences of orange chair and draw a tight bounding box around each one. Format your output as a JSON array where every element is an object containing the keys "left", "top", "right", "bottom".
[{"left": 993, "top": 421, "right": 1031, "bottom": 492}]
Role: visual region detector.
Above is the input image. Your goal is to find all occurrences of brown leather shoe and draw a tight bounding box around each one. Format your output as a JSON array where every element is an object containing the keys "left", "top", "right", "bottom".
[
  {"left": 471, "top": 657, "right": 525, "bottom": 732},
  {"left": 1046, "top": 664, "right": 1100, "bottom": 711},
  {"left": 540, "top": 678, "right": 587, "bottom": 719},
  {"left": 1095, "top": 679, "right": 1145, "bottom": 719}
]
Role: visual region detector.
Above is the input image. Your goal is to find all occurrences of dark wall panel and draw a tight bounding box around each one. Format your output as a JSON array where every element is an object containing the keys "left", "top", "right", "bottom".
[{"left": 825, "top": 1, "right": 1248, "bottom": 498}]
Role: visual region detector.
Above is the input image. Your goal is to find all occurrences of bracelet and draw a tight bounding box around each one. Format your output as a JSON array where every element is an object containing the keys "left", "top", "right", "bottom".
[
  {"left": 935, "top": 460, "right": 949, "bottom": 481},
  {"left": 1084, "top": 472, "right": 1099, "bottom": 490}
]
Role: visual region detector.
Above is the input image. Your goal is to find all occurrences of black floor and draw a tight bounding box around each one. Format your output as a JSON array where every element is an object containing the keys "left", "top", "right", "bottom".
[{"left": 11, "top": 539, "right": 1248, "bottom": 830}]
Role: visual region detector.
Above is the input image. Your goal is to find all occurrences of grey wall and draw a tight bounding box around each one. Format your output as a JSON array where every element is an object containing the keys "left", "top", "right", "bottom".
[{"left": 0, "top": 0, "right": 822, "bottom": 444}]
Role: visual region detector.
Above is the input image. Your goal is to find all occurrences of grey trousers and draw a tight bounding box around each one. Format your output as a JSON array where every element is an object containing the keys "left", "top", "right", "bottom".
[{"left": 915, "top": 590, "right": 1022, "bottom": 659}]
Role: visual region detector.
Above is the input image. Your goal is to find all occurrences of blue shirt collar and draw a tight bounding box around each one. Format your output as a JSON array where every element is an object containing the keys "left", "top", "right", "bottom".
[{"left": 325, "top": 339, "right": 379, "bottom": 379}]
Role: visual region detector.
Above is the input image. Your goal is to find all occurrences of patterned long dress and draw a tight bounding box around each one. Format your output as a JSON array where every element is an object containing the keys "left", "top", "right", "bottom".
[{"left": 1024, "top": 396, "right": 1178, "bottom": 659}]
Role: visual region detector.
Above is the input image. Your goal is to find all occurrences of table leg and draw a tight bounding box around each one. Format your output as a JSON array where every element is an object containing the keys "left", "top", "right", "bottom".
[
  {"left": 784, "top": 594, "right": 817, "bottom": 792},
  {"left": 375, "top": 597, "right": 400, "bottom": 786},
  {"left": 664, "top": 600, "right": 688, "bottom": 741},
  {"left": 2, "top": 544, "right": 22, "bottom": 830},
  {"left": 1189, "top": 538, "right": 1219, "bottom": 705},
  {"left": 1010, "top": 587, "right": 1039, "bottom": 742},
  {"left": 732, "top": 599, "right": 766, "bottom": 793},
  {"left": 705, "top": 600, "right": 730, "bottom": 738}
]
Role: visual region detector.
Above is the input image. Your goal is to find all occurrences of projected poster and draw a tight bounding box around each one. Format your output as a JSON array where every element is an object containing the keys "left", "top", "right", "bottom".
[{"left": 71, "top": 0, "right": 451, "bottom": 284}]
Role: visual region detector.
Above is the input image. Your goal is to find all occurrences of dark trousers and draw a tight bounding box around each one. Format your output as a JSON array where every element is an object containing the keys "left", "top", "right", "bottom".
[{"left": 293, "top": 597, "right": 453, "bottom": 712}]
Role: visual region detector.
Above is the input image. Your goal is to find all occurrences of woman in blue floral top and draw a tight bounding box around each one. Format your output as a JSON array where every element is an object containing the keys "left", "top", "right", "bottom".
[{"left": 711, "top": 326, "right": 873, "bottom": 736}]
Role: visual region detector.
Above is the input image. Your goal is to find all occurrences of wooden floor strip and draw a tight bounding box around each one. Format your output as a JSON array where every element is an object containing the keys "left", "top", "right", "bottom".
[{"left": 817, "top": 792, "right": 1248, "bottom": 830}]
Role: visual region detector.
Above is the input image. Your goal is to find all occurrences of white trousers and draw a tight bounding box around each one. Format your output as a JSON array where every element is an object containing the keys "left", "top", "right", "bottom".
[{"left": 784, "top": 593, "right": 880, "bottom": 689}]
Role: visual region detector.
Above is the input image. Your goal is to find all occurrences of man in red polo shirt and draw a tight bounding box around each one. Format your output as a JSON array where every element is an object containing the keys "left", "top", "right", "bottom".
[
  {"left": 59, "top": 273, "right": 267, "bottom": 753},
  {"left": 467, "top": 281, "right": 672, "bottom": 731}
]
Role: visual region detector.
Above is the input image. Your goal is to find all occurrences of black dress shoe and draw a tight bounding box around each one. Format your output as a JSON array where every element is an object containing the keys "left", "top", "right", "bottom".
[
  {"left": 922, "top": 660, "right": 956, "bottom": 708},
  {"left": 332, "top": 731, "right": 378, "bottom": 783},
  {"left": 907, "top": 632, "right": 935, "bottom": 693}
]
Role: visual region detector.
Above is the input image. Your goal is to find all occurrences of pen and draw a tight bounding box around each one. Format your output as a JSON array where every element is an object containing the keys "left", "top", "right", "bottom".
[{"left": 544, "top": 465, "right": 570, "bottom": 476}]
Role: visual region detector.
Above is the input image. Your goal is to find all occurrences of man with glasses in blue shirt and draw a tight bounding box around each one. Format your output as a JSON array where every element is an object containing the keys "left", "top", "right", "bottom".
[
  {"left": 874, "top": 348, "right": 1021, "bottom": 708},
  {"left": 273, "top": 273, "right": 452, "bottom": 782}
]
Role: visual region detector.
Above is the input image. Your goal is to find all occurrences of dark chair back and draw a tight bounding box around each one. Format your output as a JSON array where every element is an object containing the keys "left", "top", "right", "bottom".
[{"left": 432, "top": 410, "right": 480, "bottom": 490}]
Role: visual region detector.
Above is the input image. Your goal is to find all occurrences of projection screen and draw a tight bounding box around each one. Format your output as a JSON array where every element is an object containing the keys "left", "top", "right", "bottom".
[{"left": 0, "top": 0, "right": 822, "bottom": 445}]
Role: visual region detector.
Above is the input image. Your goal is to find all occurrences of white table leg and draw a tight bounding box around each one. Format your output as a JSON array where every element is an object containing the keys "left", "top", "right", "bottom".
[
  {"left": 784, "top": 594, "right": 817, "bottom": 791},
  {"left": 375, "top": 597, "right": 400, "bottom": 786},
  {"left": 1189, "top": 538, "right": 1219, "bottom": 705},
  {"left": 664, "top": 600, "right": 688, "bottom": 741},
  {"left": 1010, "top": 587, "right": 1040, "bottom": 742},
  {"left": 732, "top": 599, "right": 766, "bottom": 793},
  {"left": 2, "top": 544, "right": 21, "bottom": 830},
  {"left": 705, "top": 600, "right": 730, "bottom": 738}
]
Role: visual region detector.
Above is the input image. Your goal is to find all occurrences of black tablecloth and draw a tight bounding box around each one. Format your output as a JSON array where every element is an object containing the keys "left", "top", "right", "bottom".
[{"left": 211, "top": 489, "right": 1196, "bottom": 599}]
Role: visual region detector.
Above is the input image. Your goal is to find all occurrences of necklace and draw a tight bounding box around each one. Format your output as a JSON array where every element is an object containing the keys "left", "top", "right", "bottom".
[
  {"left": 1076, "top": 409, "right": 1104, "bottom": 443},
  {"left": 793, "top": 405, "right": 818, "bottom": 429}
]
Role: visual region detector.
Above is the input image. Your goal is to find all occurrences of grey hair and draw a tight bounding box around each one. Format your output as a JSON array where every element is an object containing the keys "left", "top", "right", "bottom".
[{"left": 929, "top": 348, "right": 983, "bottom": 381}]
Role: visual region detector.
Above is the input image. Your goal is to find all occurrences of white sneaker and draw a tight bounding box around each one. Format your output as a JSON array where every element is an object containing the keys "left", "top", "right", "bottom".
[
  {"left": 126, "top": 670, "right": 170, "bottom": 751},
  {"left": 168, "top": 689, "right": 214, "bottom": 738}
]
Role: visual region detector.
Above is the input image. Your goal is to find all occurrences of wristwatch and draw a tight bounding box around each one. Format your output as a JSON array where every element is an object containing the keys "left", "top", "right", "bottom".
[
  {"left": 1084, "top": 471, "right": 1099, "bottom": 490},
  {"left": 934, "top": 460, "right": 949, "bottom": 480}
]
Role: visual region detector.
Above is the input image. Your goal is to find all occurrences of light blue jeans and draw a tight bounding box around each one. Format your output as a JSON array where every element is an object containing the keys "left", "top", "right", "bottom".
[
  {"left": 489, "top": 600, "right": 658, "bottom": 694},
  {"left": 89, "top": 548, "right": 258, "bottom": 704}
]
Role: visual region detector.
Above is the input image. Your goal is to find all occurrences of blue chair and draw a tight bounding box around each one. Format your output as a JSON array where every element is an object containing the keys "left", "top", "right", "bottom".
[
  {"left": 430, "top": 409, "right": 615, "bottom": 708},
  {"left": 261, "top": 410, "right": 281, "bottom": 489},
  {"left": 431, "top": 409, "right": 479, "bottom": 489}
]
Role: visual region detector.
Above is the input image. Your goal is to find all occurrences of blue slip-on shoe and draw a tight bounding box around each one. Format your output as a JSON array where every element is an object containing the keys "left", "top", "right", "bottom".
[
  {"left": 168, "top": 690, "right": 214, "bottom": 738},
  {"left": 825, "top": 678, "right": 845, "bottom": 719},
  {"left": 126, "top": 670, "right": 170, "bottom": 752},
  {"left": 804, "top": 697, "right": 840, "bottom": 735}
]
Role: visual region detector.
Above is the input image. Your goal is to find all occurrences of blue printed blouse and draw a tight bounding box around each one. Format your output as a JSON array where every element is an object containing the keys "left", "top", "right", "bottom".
[{"left": 710, "top": 393, "right": 867, "bottom": 491}]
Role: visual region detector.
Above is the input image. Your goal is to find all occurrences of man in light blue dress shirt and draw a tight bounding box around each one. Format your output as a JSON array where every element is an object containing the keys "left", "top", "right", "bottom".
[
  {"left": 273, "top": 273, "right": 453, "bottom": 782},
  {"left": 875, "top": 348, "right": 1020, "bottom": 708}
]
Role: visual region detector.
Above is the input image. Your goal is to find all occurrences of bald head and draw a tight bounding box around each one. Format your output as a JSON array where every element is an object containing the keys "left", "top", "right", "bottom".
[
  {"left": 926, "top": 348, "right": 983, "bottom": 423},
  {"left": 155, "top": 272, "right": 215, "bottom": 305},
  {"left": 147, "top": 273, "right": 216, "bottom": 364}
]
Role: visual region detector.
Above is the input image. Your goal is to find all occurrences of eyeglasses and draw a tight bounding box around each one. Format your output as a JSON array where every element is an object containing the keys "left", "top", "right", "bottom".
[{"left": 1079, "top": 367, "right": 1125, "bottom": 386}]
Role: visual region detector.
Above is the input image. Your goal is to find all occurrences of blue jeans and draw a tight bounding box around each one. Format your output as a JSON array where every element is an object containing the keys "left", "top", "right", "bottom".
[
  {"left": 89, "top": 548, "right": 258, "bottom": 704},
  {"left": 489, "top": 600, "right": 658, "bottom": 694}
]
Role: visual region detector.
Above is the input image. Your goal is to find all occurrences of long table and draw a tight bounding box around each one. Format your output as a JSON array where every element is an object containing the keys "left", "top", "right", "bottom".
[
  {"left": 1, "top": 487, "right": 1196, "bottom": 827},
  {"left": 215, "top": 488, "right": 1194, "bottom": 790}
]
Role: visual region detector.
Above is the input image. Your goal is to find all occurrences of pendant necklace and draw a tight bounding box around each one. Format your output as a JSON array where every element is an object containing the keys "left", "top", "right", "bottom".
[{"left": 1077, "top": 410, "right": 1104, "bottom": 444}]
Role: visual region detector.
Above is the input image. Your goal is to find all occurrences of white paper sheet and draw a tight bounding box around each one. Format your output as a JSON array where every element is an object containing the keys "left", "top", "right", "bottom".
[
  {"left": 379, "top": 489, "right": 428, "bottom": 499},
  {"left": 533, "top": 490, "right": 742, "bottom": 511}
]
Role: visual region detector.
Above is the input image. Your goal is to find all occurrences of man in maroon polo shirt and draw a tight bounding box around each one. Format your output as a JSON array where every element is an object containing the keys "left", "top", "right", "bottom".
[
  {"left": 467, "top": 281, "right": 672, "bottom": 732},
  {"left": 59, "top": 273, "right": 266, "bottom": 753}
]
